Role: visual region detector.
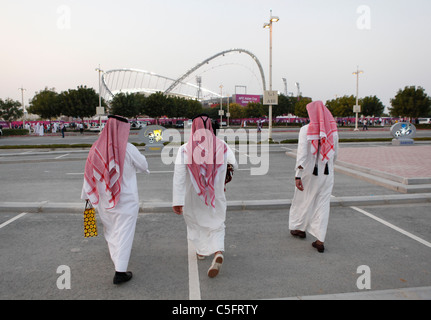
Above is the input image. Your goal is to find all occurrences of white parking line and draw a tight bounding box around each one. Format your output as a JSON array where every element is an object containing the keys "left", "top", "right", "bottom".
[
  {"left": 55, "top": 153, "right": 69, "bottom": 159},
  {"left": 351, "top": 206, "right": 431, "bottom": 248},
  {"left": 280, "top": 146, "right": 294, "bottom": 152},
  {"left": 0, "top": 212, "right": 28, "bottom": 229},
  {"left": 187, "top": 239, "right": 201, "bottom": 300}
]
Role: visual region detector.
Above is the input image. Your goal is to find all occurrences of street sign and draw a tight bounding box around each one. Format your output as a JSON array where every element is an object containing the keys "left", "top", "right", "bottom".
[
  {"left": 353, "top": 105, "right": 361, "bottom": 113},
  {"left": 96, "top": 107, "right": 105, "bottom": 115},
  {"left": 263, "top": 90, "right": 278, "bottom": 105}
]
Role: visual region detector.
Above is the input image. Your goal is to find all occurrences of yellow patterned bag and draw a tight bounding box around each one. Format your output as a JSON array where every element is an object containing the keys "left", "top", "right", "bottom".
[{"left": 83, "top": 200, "right": 98, "bottom": 238}]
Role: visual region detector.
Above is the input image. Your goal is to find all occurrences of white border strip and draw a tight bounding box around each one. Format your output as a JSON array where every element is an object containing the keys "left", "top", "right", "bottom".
[
  {"left": 351, "top": 206, "right": 431, "bottom": 248},
  {"left": 187, "top": 239, "right": 201, "bottom": 300},
  {"left": 55, "top": 153, "right": 69, "bottom": 159},
  {"left": 0, "top": 212, "right": 28, "bottom": 229}
]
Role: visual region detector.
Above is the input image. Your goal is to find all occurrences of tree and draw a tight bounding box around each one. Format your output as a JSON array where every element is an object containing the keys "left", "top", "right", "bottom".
[
  {"left": 134, "top": 93, "right": 147, "bottom": 116},
  {"left": 245, "top": 102, "right": 266, "bottom": 118},
  {"left": 325, "top": 95, "right": 356, "bottom": 117},
  {"left": 326, "top": 95, "right": 385, "bottom": 117},
  {"left": 228, "top": 103, "right": 246, "bottom": 119},
  {"left": 206, "top": 104, "right": 226, "bottom": 119},
  {"left": 110, "top": 92, "right": 140, "bottom": 118},
  {"left": 389, "top": 86, "right": 431, "bottom": 118},
  {"left": 61, "top": 85, "right": 105, "bottom": 119},
  {"left": 360, "top": 95, "right": 385, "bottom": 116},
  {"left": 0, "top": 98, "right": 23, "bottom": 125},
  {"left": 28, "top": 87, "right": 61, "bottom": 119},
  {"left": 170, "top": 96, "right": 187, "bottom": 118},
  {"left": 184, "top": 99, "right": 203, "bottom": 118},
  {"left": 145, "top": 92, "right": 170, "bottom": 118},
  {"left": 273, "top": 94, "right": 295, "bottom": 117},
  {"left": 294, "top": 97, "right": 312, "bottom": 118}
]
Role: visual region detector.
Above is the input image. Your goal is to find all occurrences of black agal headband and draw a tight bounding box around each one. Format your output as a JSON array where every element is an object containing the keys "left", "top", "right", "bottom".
[{"left": 108, "top": 115, "right": 129, "bottom": 123}]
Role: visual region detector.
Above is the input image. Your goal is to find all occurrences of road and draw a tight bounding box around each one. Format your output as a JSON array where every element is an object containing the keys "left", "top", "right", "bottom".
[{"left": 1, "top": 126, "right": 431, "bottom": 147}]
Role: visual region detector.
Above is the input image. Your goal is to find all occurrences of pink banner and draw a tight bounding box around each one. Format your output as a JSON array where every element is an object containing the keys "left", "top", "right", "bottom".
[{"left": 234, "top": 94, "right": 261, "bottom": 107}]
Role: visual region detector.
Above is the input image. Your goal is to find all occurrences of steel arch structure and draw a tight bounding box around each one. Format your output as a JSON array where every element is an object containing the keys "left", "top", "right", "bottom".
[
  {"left": 101, "top": 68, "right": 220, "bottom": 101},
  {"left": 164, "top": 48, "right": 266, "bottom": 95},
  {"left": 101, "top": 48, "right": 266, "bottom": 101}
]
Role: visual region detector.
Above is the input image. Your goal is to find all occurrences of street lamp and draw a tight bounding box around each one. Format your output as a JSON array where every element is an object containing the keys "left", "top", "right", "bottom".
[
  {"left": 353, "top": 66, "right": 364, "bottom": 131},
  {"left": 18, "top": 86, "right": 26, "bottom": 128},
  {"left": 95, "top": 65, "right": 104, "bottom": 126},
  {"left": 219, "top": 85, "right": 224, "bottom": 127},
  {"left": 263, "top": 10, "right": 279, "bottom": 140},
  {"left": 95, "top": 65, "right": 103, "bottom": 109}
]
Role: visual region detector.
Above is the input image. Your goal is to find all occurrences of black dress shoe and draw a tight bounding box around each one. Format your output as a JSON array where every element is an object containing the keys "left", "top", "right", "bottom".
[
  {"left": 113, "top": 271, "right": 133, "bottom": 284},
  {"left": 312, "top": 241, "right": 325, "bottom": 253},
  {"left": 290, "top": 230, "right": 306, "bottom": 239}
]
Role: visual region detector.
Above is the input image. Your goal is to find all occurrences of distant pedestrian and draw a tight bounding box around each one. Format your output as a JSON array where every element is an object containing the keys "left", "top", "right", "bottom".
[
  {"left": 172, "top": 114, "right": 237, "bottom": 278},
  {"left": 38, "top": 123, "right": 44, "bottom": 136},
  {"left": 289, "top": 101, "right": 339, "bottom": 253},
  {"left": 60, "top": 123, "right": 65, "bottom": 138},
  {"left": 81, "top": 115, "right": 149, "bottom": 284},
  {"left": 257, "top": 120, "right": 262, "bottom": 132},
  {"left": 362, "top": 119, "right": 368, "bottom": 131}
]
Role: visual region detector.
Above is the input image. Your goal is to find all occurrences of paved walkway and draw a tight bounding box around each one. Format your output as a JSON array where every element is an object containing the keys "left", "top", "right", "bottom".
[{"left": 337, "top": 145, "right": 431, "bottom": 179}]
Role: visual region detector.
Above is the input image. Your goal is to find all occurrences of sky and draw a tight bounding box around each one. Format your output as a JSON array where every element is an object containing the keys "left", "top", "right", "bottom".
[{"left": 1, "top": 0, "right": 430, "bottom": 113}]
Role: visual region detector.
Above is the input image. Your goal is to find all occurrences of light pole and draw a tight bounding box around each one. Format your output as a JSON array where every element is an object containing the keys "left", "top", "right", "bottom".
[
  {"left": 263, "top": 10, "right": 279, "bottom": 140},
  {"left": 227, "top": 91, "right": 230, "bottom": 127},
  {"left": 282, "top": 77, "right": 287, "bottom": 96},
  {"left": 95, "top": 65, "right": 104, "bottom": 126},
  {"left": 18, "top": 86, "right": 26, "bottom": 128},
  {"left": 353, "top": 66, "right": 364, "bottom": 131},
  {"left": 219, "top": 85, "right": 223, "bottom": 127}
]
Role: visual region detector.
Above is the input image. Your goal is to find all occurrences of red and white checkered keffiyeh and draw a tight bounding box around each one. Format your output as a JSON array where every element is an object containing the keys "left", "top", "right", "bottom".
[
  {"left": 83, "top": 116, "right": 130, "bottom": 209},
  {"left": 185, "top": 115, "right": 227, "bottom": 208},
  {"left": 306, "top": 101, "right": 338, "bottom": 162}
]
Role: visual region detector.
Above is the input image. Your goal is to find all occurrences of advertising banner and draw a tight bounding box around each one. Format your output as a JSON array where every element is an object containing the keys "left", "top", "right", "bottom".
[{"left": 233, "top": 94, "right": 261, "bottom": 107}]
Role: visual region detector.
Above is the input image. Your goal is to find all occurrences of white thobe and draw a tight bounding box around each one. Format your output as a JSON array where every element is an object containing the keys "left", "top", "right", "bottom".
[
  {"left": 172, "top": 141, "right": 237, "bottom": 256},
  {"left": 81, "top": 143, "right": 149, "bottom": 272},
  {"left": 289, "top": 125, "right": 339, "bottom": 242}
]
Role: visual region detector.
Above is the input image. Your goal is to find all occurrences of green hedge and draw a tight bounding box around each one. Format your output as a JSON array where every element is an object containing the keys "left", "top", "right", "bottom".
[{"left": 1, "top": 129, "right": 29, "bottom": 136}]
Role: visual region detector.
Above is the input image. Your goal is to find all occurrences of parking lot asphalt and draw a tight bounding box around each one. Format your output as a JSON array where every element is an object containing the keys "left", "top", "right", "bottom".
[{"left": 0, "top": 136, "right": 430, "bottom": 302}]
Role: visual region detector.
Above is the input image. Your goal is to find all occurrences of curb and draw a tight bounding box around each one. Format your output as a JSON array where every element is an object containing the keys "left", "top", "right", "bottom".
[
  {"left": 278, "top": 286, "right": 431, "bottom": 300},
  {"left": 1, "top": 193, "right": 430, "bottom": 214}
]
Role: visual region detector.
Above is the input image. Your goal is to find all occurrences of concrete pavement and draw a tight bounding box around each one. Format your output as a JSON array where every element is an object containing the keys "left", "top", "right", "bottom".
[{"left": 1, "top": 141, "right": 430, "bottom": 301}]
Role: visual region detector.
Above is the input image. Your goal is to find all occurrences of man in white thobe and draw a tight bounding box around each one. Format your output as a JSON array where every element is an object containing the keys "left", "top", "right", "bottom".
[
  {"left": 81, "top": 115, "right": 149, "bottom": 284},
  {"left": 172, "top": 115, "right": 237, "bottom": 278},
  {"left": 289, "top": 101, "right": 339, "bottom": 253}
]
